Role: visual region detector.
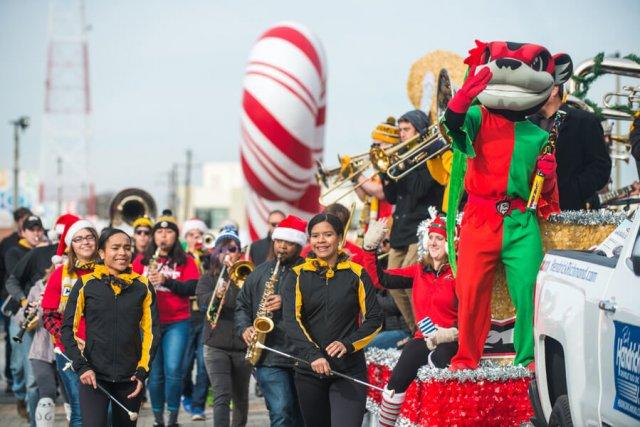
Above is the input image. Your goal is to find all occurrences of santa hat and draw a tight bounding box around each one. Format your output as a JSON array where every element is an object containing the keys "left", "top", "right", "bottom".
[
  {"left": 52, "top": 214, "right": 81, "bottom": 263},
  {"left": 271, "top": 215, "right": 307, "bottom": 247},
  {"left": 182, "top": 218, "right": 208, "bottom": 239},
  {"left": 52, "top": 218, "right": 97, "bottom": 264}
]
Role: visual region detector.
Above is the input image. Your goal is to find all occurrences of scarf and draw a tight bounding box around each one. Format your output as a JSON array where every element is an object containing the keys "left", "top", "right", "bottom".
[{"left": 58, "top": 260, "right": 96, "bottom": 313}]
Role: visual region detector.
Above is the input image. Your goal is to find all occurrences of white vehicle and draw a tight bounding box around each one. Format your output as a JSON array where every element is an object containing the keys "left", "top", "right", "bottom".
[{"left": 531, "top": 213, "right": 640, "bottom": 426}]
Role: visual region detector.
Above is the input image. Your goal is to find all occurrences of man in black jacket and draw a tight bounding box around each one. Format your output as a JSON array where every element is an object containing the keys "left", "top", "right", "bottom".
[
  {"left": 235, "top": 215, "right": 307, "bottom": 427},
  {"left": 0, "top": 207, "right": 31, "bottom": 394},
  {"left": 248, "top": 210, "right": 285, "bottom": 266},
  {"left": 381, "top": 109, "right": 444, "bottom": 333},
  {"left": 530, "top": 86, "right": 612, "bottom": 210}
]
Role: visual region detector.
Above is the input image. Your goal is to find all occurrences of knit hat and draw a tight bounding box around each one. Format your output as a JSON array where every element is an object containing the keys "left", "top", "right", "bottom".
[
  {"left": 398, "top": 109, "right": 431, "bottom": 134},
  {"left": 153, "top": 209, "right": 179, "bottom": 234},
  {"left": 428, "top": 216, "right": 447, "bottom": 238},
  {"left": 271, "top": 215, "right": 308, "bottom": 247},
  {"left": 214, "top": 225, "right": 241, "bottom": 248},
  {"left": 371, "top": 117, "right": 400, "bottom": 144},
  {"left": 132, "top": 216, "right": 154, "bottom": 230},
  {"left": 182, "top": 218, "right": 208, "bottom": 239},
  {"left": 52, "top": 217, "right": 97, "bottom": 264}
]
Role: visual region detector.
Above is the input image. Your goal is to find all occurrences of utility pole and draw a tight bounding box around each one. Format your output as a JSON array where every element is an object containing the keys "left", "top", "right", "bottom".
[
  {"left": 11, "top": 116, "right": 30, "bottom": 210},
  {"left": 184, "top": 149, "right": 192, "bottom": 221},
  {"left": 168, "top": 163, "right": 178, "bottom": 214}
]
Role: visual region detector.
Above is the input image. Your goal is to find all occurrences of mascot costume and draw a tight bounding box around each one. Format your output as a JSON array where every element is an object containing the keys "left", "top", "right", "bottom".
[{"left": 444, "top": 41, "right": 573, "bottom": 370}]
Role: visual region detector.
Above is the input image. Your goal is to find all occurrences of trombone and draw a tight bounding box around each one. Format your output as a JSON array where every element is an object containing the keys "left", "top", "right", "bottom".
[{"left": 206, "top": 259, "right": 254, "bottom": 329}]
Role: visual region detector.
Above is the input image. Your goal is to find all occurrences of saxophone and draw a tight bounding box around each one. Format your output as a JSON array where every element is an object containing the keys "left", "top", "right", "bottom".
[
  {"left": 245, "top": 254, "right": 282, "bottom": 365},
  {"left": 148, "top": 246, "right": 162, "bottom": 277}
]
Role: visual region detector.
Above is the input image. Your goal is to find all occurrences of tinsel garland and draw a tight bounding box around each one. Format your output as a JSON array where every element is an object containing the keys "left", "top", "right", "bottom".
[
  {"left": 366, "top": 348, "right": 534, "bottom": 426},
  {"left": 365, "top": 348, "right": 532, "bottom": 382},
  {"left": 546, "top": 209, "right": 628, "bottom": 226}
]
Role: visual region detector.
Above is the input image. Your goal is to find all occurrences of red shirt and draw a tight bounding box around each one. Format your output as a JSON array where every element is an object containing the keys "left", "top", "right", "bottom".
[
  {"left": 132, "top": 254, "right": 200, "bottom": 323},
  {"left": 361, "top": 250, "right": 457, "bottom": 339},
  {"left": 42, "top": 265, "right": 93, "bottom": 351},
  {"left": 300, "top": 240, "right": 367, "bottom": 266}
]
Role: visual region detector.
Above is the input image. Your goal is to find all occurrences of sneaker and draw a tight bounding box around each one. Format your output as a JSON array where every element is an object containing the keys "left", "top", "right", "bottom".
[
  {"left": 191, "top": 411, "right": 206, "bottom": 421},
  {"left": 181, "top": 396, "right": 192, "bottom": 413}
]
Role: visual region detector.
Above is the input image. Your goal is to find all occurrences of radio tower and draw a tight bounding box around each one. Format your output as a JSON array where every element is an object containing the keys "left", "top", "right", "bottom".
[{"left": 40, "top": 0, "right": 93, "bottom": 216}]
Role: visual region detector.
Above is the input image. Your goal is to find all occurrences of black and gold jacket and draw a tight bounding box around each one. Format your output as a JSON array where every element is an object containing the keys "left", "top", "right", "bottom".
[
  {"left": 61, "top": 265, "right": 159, "bottom": 382},
  {"left": 282, "top": 253, "right": 382, "bottom": 374}
]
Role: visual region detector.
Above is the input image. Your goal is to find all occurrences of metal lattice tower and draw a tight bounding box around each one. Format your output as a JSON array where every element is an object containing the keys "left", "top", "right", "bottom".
[{"left": 40, "top": 0, "right": 92, "bottom": 215}]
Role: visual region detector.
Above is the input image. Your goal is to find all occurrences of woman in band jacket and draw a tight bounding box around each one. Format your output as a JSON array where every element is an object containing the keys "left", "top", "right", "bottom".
[
  {"left": 196, "top": 226, "right": 251, "bottom": 427},
  {"left": 61, "top": 228, "right": 158, "bottom": 427},
  {"left": 131, "top": 211, "right": 200, "bottom": 426},
  {"left": 282, "top": 213, "right": 382, "bottom": 427}
]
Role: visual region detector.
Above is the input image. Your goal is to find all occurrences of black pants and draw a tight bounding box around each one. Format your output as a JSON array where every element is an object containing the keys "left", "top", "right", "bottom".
[
  {"left": 79, "top": 380, "right": 143, "bottom": 427},
  {"left": 387, "top": 338, "right": 458, "bottom": 393},
  {"left": 294, "top": 370, "right": 367, "bottom": 427}
]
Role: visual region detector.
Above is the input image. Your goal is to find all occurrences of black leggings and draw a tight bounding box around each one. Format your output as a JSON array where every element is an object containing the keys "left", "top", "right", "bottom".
[
  {"left": 294, "top": 370, "right": 367, "bottom": 427},
  {"left": 387, "top": 339, "right": 458, "bottom": 393},
  {"left": 79, "top": 380, "right": 143, "bottom": 427}
]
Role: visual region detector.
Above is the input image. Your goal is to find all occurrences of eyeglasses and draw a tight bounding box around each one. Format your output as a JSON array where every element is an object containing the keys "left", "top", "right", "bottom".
[
  {"left": 222, "top": 246, "right": 239, "bottom": 253},
  {"left": 72, "top": 235, "right": 96, "bottom": 244},
  {"left": 135, "top": 230, "right": 150, "bottom": 236},
  {"left": 382, "top": 239, "right": 390, "bottom": 245}
]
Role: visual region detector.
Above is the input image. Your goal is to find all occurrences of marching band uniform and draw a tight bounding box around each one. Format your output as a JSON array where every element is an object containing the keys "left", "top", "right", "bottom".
[
  {"left": 235, "top": 216, "right": 307, "bottom": 427},
  {"left": 61, "top": 261, "right": 158, "bottom": 427},
  {"left": 282, "top": 243, "right": 382, "bottom": 427}
]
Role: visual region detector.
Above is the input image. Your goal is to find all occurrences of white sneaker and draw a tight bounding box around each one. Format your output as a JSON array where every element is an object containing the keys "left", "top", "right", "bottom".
[{"left": 192, "top": 412, "right": 206, "bottom": 421}]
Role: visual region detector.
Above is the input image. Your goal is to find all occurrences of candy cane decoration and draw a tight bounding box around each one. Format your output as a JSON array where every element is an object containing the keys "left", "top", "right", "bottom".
[{"left": 240, "top": 22, "right": 327, "bottom": 240}]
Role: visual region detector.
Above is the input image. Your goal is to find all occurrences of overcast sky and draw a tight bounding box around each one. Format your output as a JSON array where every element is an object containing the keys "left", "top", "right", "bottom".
[{"left": 1, "top": 0, "right": 639, "bottom": 208}]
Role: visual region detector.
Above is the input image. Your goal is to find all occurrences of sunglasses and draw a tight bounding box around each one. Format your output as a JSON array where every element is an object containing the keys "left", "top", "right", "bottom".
[
  {"left": 382, "top": 239, "right": 390, "bottom": 245},
  {"left": 135, "top": 230, "right": 151, "bottom": 236},
  {"left": 269, "top": 222, "right": 280, "bottom": 228},
  {"left": 222, "top": 246, "right": 239, "bottom": 253}
]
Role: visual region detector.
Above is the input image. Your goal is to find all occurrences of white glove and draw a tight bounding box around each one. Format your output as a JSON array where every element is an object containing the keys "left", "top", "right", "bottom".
[
  {"left": 363, "top": 218, "right": 388, "bottom": 251},
  {"left": 424, "top": 326, "right": 458, "bottom": 350},
  {"left": 434, "top": 326, "right": 458, "bottom": 345}
]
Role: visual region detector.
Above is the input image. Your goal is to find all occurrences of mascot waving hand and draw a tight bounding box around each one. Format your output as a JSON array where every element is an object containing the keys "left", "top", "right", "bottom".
[{"left": 444, "top": 41, "right": 572, "bottom": 370}]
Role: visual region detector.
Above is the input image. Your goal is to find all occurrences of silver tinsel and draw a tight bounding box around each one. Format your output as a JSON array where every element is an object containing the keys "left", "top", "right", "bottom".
[
  {"left": 365, "top": 347, "right": 532, "bottom": 383},
  {"left": 547, "top": 209, "right": 629, "bottom": 226}
]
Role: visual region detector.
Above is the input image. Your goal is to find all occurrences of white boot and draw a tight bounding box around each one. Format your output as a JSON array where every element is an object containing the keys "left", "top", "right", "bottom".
[
  {"left": 63, "top": 402, "right": 71, "bottom": 421},
  {"left": 35, "top": 397, "right": 55, "bottom": 427},
  {"left": 378, "top": 386, "right": 406, "bottom": 427}
]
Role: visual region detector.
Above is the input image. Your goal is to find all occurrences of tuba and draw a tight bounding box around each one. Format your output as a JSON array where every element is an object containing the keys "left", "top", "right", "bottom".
[
  {"left": 109, "top": 188, "right": 157, "bottom": 227},
  {"left": 245, "top": 254, "right": 282, "bottom": 365}
]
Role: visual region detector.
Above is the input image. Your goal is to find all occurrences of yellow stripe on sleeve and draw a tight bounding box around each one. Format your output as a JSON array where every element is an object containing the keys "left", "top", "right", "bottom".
[
  {"left": 351, "top": 279, "right": 382, "bottom": 351},
  {"left": 294, "top": 275, "right": 318, "bottom": 347},
  {"left": 137, "top": 286, "right": 154, "bottom": 372},
  {"left": 72, "top": 286, "right": 85, "bottom": 347}
]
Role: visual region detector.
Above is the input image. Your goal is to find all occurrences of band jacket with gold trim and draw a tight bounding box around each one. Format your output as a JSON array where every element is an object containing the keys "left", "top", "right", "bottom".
[
  {"left": 61, "top": 265, "right": 159, "bottom": 382},
  {"left": 282, "top": 252, "right": 382, "bottom": 375}
]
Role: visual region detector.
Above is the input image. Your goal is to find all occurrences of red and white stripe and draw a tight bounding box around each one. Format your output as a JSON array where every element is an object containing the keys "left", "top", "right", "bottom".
[
  {"left": 241, "top": 22, "right": 327, "bottom": 239},
  {"left": 378, "top": 388, "right": 406, "bottom": 427}
]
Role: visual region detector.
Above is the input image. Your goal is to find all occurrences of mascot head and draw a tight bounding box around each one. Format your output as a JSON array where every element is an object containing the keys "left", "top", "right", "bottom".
[{"left": 465, "top": 40, "right": 573, "bottom": 114}]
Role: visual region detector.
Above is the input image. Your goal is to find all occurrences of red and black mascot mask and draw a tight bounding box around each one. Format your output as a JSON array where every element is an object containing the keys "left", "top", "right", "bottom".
[{"left": 465, "top": 40, "right": 573, "bottom": 114}]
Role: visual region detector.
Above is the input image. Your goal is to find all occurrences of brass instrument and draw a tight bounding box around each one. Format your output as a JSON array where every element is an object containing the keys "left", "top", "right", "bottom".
[
  {"left": 206, "top": 259, "right": 254, "bottom": 329},
  {"left": 13, "top": 300, "right": 41, "bottom": 343},
  {"left": 148, "top": 247, "right": 162, "bottom": 276},
  {"left": 341, "top": 202, "right": 356, "bottom": 248},
  {"left": 603, "top": 85, "right": 640, "bottom": 111},
  {"left": 245, "top": 254, "right": 283, "bottom": 365},
  {"left": 356, "top": 197, "right": 371, "bottom": 246},
  {"left": 203, "top": 232, "right": 216, "bottom": 249},
  {"left": 319, "top": 68, "right": 456, "bottom": 204},
  {"left": 109, "top": 188, "right": 157, "bottom": 227}
]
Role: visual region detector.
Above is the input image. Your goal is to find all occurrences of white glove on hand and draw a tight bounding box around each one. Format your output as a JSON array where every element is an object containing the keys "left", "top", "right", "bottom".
[
  {"left": 363, "top": 218, "right": 388, "bottom": 251},
  {"left": 425, "top": 334, "right": 437, "bottom": 351},
  {"left": 434, "top": 326, "right": 458, "bottom": 345}
]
